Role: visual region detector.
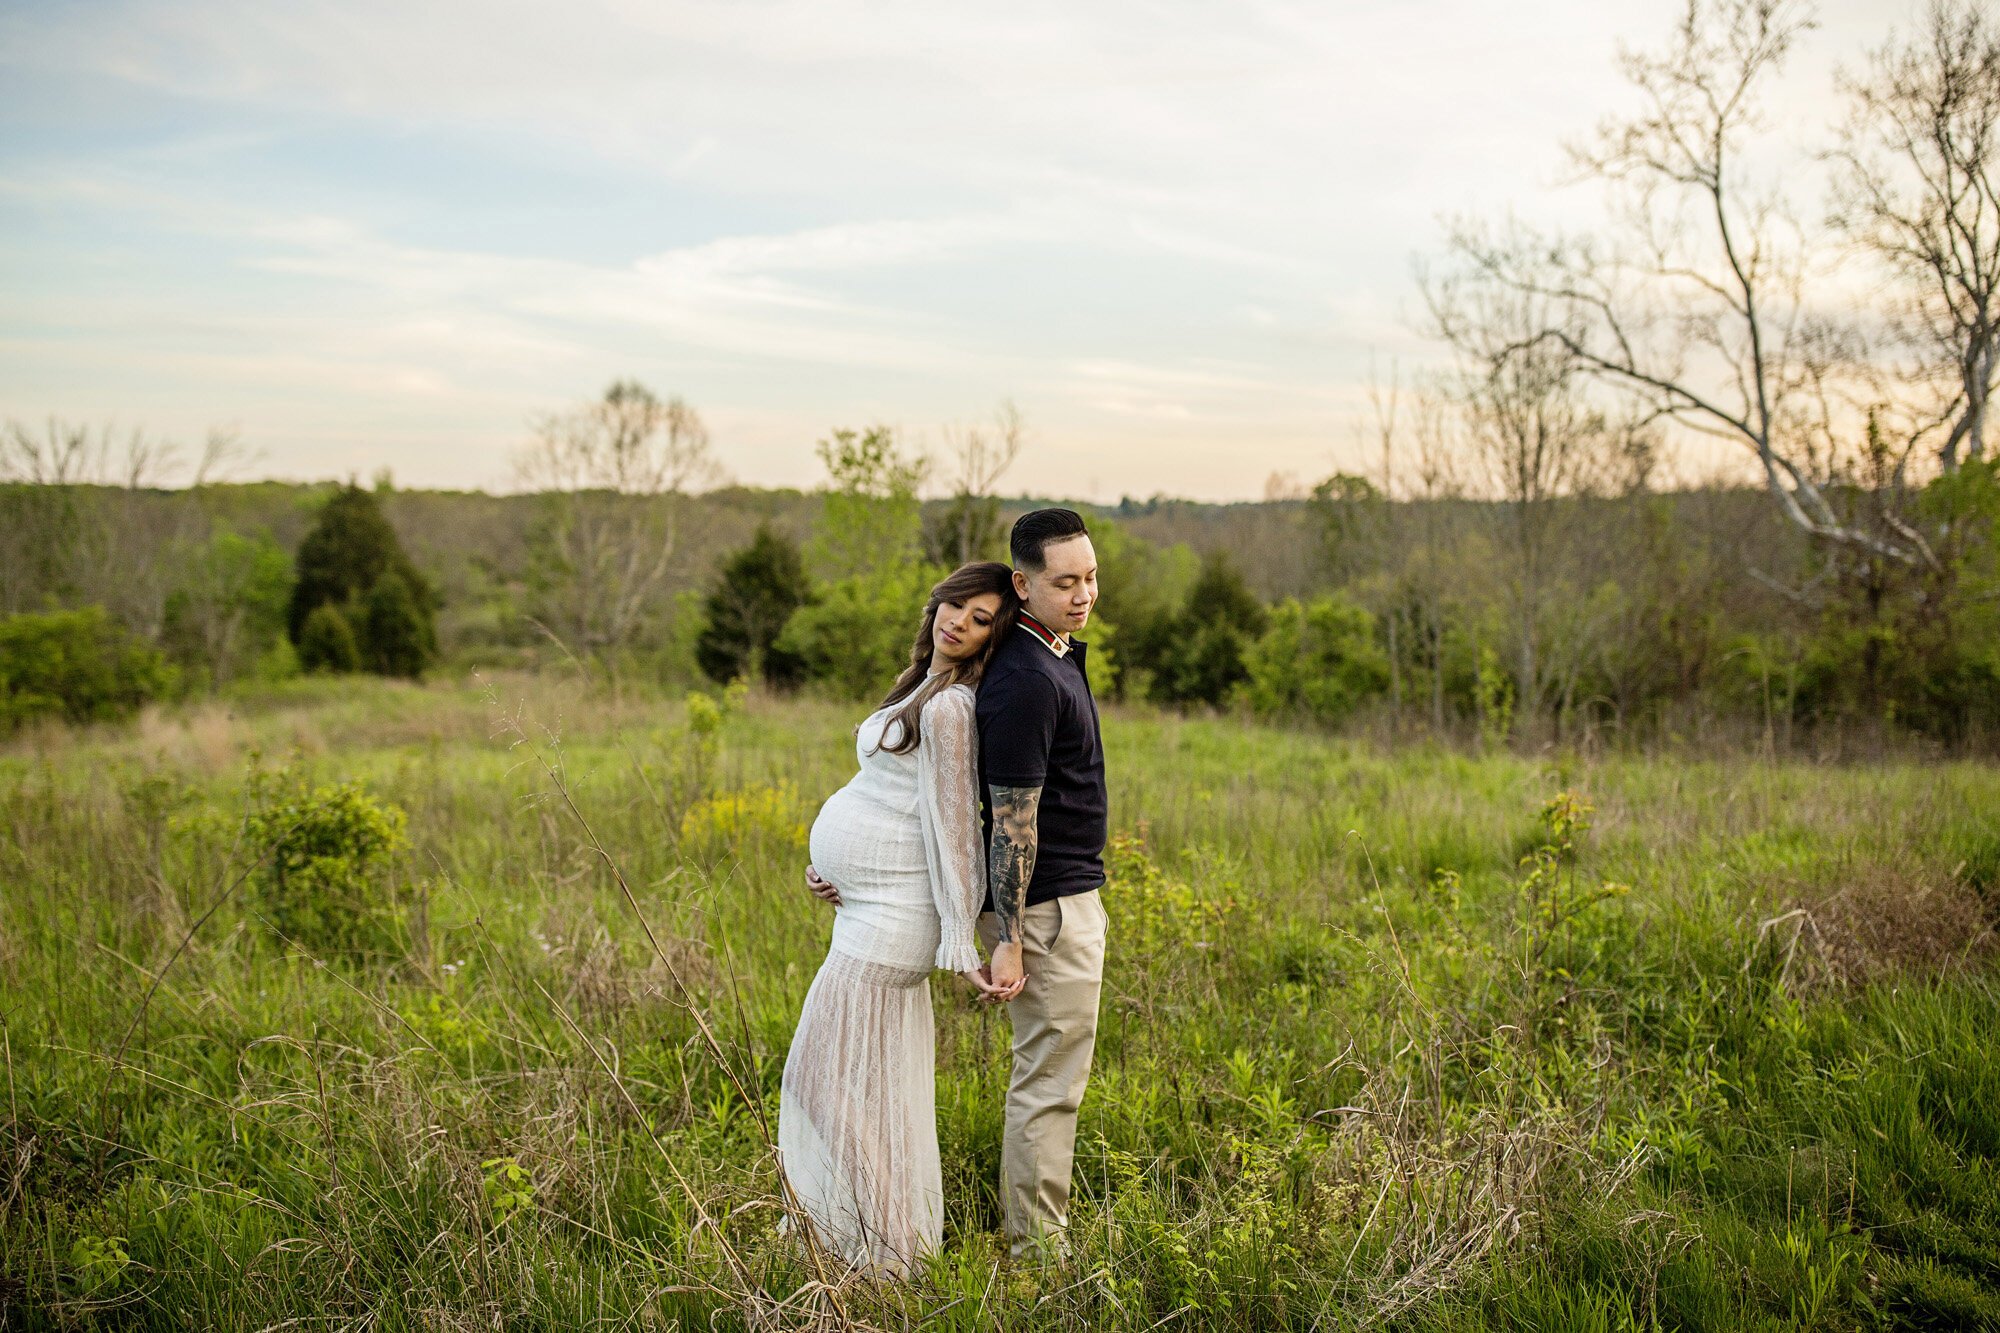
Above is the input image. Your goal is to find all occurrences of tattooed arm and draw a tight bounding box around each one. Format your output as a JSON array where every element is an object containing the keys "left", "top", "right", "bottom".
[{"left": 986, "top": 783, "right": 1042, "bottom": 996}]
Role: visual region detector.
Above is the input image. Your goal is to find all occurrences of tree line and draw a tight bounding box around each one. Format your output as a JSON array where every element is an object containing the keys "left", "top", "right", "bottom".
[
  {"left": 0, "top": 391, "right": 1990, "bottom": 748},
  {"left": 1, "top": 2, "right": 1996, "bottom": 747}
]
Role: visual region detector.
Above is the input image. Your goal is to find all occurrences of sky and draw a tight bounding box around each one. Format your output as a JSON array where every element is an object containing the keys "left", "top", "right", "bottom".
[{"left": 0, "top": 0, "right": 1915, "bottom": 501}]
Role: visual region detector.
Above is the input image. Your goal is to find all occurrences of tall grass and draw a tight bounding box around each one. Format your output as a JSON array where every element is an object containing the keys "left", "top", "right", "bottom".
[{"left": 2, "top": 673, "right": 1995, "bottom": 1329}]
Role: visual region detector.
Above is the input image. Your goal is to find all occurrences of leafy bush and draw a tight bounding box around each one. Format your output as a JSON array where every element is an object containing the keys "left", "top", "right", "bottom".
[
  {"left": 161, "top": 529, "right": 294, "bottom": 689},
  {"left": 67, "top": 1232, "right": 131, "bottom": 1298},
  {"left": 481, "top": 1157, "right": 536, "bottom": 1225},
  {"left": 244, "top": 765, "right": 409, "bottom": 957},
  {"left": 1080, "top": 520, "right": 1198, "bottom": 700},
  {"left": 1475, "top": 642, "right": 1516, "bottom": 750},
  {"left": 0, "top": 605, "right": 171, "bottom": 730},
  {"left": 775, "top": 564, "right": 938, "bottom": 700},
  {"left": 297, "top": 603, "right": 362, "bottom": 674},
  {"left": 1240, "top": 594, "right": 1389, "bottom": 723}
]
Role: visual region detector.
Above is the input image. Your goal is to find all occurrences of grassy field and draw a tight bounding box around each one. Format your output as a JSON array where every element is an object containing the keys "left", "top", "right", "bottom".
[{"left": 3, "top": 673, "right": 1998, "bottom": 1330}]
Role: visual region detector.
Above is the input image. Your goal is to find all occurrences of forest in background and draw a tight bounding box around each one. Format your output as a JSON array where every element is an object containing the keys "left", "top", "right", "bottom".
[
  {"left": 6, "top": 0, "right": 2000, "bottom": 751},
  {"left": 0, "top": 436, "right": 1992, "bottom": 753}
]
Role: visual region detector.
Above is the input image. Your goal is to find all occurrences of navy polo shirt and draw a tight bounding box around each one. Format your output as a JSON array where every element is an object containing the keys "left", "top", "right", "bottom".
[{"left": 976, "top": 611, "right": 1108, "bottom": 908}]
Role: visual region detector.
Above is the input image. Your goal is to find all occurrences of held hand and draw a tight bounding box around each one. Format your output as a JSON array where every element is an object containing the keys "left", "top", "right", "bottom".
[
  {"left": 986, "top": 940, "right": 1027, "bottom": 1002},
  {"left": 959, "top": 964, "right": 1010, "bottom": 1000},
  {"left": 804, "top": 864, "right": 842, "bottom": 907}
]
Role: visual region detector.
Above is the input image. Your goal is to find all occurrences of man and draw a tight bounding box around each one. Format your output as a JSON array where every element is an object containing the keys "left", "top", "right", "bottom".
[{"left": 976, "top": 507, "right": 1107, "bottom": 1261}]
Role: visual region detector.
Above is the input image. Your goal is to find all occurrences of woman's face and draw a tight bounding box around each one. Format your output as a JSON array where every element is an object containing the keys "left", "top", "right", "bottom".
[{"left": 932, "top": 591, "right": 1005, "bottom": 663}]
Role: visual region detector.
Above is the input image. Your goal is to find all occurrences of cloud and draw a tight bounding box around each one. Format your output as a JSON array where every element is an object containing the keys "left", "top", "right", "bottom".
[
  {"left": 1, "top": 163, "right": 1028, "bottom": 371},
  {"left": 0, "top": 0, "right": 1932, "bottom": 498}
]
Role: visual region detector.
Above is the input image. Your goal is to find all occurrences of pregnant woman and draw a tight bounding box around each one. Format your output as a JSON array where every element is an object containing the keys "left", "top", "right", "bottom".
[{"left": 779, "top": 561, "right": 1023, "bottom": 1275}]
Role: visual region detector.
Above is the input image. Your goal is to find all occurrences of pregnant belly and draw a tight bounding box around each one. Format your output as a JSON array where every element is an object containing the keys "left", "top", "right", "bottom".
[{"left": 809, "top": 786, "right": 926, "bottom": 907}]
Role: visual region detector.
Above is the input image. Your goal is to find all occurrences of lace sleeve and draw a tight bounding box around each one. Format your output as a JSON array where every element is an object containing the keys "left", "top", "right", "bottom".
[{"left": 916, "top": 684, "right": 986, "bottom": 972}]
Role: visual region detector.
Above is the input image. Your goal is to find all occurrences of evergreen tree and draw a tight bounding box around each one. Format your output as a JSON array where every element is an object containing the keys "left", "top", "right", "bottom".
[
  {"left": 1150, "top": 551, "right": 1270, "bottom": 708},
  {"left": 696, "top": 525, "right": 811, "bottom": 687},
  {"left": 364, "top": 570, "right": 433, "bottom": 678},
  {"left": 298, "top": 604, "right": 362, "bottom": 674},
  {"left": 287, "top": 484, "right": 437, "bottom": 674}
]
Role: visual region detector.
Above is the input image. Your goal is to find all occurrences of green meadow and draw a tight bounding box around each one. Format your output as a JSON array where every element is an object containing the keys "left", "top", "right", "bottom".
[{"left": 4, "top": 674, "right": 1997, "bottom": 1330}]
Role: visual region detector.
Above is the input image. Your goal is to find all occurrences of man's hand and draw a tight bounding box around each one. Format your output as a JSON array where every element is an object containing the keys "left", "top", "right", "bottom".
[
  {"left": 804, "top": 864, "right": 842, "bottom": 907},
  {"left": 987, "top": 940, "right": 1026, "bottom": 1001}
]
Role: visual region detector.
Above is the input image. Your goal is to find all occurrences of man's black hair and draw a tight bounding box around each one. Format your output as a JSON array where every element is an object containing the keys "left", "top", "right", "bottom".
[{"left": 1010, "top": 507, "right": 1090, "bottom": 572}]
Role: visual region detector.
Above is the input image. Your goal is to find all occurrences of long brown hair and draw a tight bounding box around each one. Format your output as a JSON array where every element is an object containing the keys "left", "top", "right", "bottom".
[{"left": 871, "top": 561, "right": 1019, "bottom": 755}]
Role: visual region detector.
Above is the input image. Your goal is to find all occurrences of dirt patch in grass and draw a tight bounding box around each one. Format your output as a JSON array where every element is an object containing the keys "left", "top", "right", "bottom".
[{"left": 1775, "top": 861, "right": 1998, "bottom": 989}]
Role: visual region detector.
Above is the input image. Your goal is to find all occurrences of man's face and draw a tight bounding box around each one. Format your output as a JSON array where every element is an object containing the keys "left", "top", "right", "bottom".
[{"left": 1015, "top": 534, "right": 1098, "bottom": 636}]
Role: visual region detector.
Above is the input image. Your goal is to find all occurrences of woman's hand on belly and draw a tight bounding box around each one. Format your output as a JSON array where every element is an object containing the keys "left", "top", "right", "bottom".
[{"left": 805, "top": 864, "right": 842, "bottom": 907}]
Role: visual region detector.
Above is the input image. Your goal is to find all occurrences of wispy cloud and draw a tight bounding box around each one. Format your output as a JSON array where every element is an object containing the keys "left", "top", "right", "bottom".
[{"left": 0, "top": 0, "right": 1918, "bottom": 496}]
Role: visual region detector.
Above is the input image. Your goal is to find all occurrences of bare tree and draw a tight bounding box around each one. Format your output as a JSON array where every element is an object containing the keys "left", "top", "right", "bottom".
[
  {"left": 1832, "top": 0, "right": 2000, "bottom": 472},
  {"left": 0, "top": 416, "right": 241, "bottom": 489},
  {"left": 928, "top": 401, "right": 1025, "bottom": 566},
  {"left": 1425, "top": 266, "right": 1618, "bottom": 731},
  {"left": 1403, "top": 385, "right": 1468, "bottom": 734},
  {"left": 1312, "top": 369, "right": 1472, "bottom": 734},
  {"left": 1359, "top": 371, "right": 1407, "bottom": 723},
  {"left": 0, "top": 418, "right": 244, "bottom": 632},
  {"left": 1262, "top": 471, "right": 1310, "bottom": 501},
  {"left": 515, "top": 381, "right": 720, "bottom": 669},
  {"left": 1443, "top": 1, "right": 1948, "bottom": 569}
]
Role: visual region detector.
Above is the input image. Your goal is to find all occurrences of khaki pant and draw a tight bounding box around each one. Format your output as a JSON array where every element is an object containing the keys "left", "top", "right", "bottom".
[{"left": 977, "top": 889, "right": 1107, "bottom": 1256}]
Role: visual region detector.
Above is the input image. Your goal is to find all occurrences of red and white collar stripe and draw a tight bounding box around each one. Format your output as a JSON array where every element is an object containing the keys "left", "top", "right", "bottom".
[{"left": 1017, "top": 611, "right": 1072, "bottom": 658}]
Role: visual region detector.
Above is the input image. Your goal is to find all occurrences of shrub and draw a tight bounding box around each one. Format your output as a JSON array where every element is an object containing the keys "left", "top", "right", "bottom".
[
  {"left": 0, "top": 605, "right": 170, "bottom": 730},
  {"left": 1476, "top": 643, "right": 1515, "bottom": 750},
  {"left": 775, "top": 564, "right": 938, "bottom": 700},
  {"left": 1082, "top": 519, "right": 1200, "bottom": 701},
  {"left": 67, "top": 1232, "right": 131, "bottom": 1298},
  {"left": 481, "top": 1157, "right": 536, "bottom": 1225},
  {"left": 297, "top": 604, "right": 362, "bottom": 674},
  {"left": 1240, "top": 594, "right": 1389, "bottom": 724},
  {"left": 364, "top": 570, "right": 434, "bottom": 678},
  {"left": 244, "top": 766, "right": 409, "bottom": 957},
  {"left": 160, "top": 529, "right": 295, "bottom": 689}
]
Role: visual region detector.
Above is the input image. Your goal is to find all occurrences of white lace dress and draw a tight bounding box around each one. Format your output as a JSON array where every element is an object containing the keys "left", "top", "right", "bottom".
[{"left": 778, "top": 682, "right": 986, "bottom": 1276}]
